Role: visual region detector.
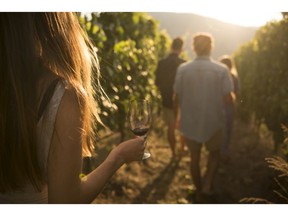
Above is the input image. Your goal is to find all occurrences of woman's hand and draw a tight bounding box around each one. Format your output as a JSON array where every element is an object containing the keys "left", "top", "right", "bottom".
[{"left": 107, "top": 137, "right": 145, "bottom": 165}]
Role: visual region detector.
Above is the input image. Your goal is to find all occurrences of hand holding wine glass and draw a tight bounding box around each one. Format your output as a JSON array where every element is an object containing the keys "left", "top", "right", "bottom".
[{"left": 128, "top": 99, "right": 152, "bottom": 160}]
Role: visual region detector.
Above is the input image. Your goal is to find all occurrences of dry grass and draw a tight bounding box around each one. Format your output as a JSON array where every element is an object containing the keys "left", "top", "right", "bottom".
[
  {"left": 240, "top": 156, "right": 288, "bottom": 204},
  {"left": 241, "top": 124, "right": 288, "bottom": 204}
]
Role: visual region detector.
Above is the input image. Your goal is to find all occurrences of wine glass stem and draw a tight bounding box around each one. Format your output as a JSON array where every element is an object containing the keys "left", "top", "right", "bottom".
[{"left": 141, "top": 135, "right": 150, "bottom": 160}]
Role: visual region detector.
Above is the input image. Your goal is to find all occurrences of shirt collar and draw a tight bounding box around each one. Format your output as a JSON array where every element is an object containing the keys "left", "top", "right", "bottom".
[{"left": 195, "top": 56, "right": 212, "bottom": 61}]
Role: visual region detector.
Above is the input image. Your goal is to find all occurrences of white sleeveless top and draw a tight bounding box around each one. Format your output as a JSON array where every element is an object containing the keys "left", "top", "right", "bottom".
[{"left": 0, "top": 80, "right": 66, "bottom": 204}]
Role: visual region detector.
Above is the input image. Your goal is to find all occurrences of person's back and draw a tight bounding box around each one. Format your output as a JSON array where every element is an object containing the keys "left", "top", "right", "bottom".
[
  {"left": 174, "top": 33, "right": 233, "bottom": 202},
  {"left": 176, "top": 57, "right": 231, "bottom": 142},
  {"left": 0, "top": 12, "right": 145, "bottom": 204},
  {"left": 155, "top": 38, "right": 185, "bottom": 109},
  {"left": 0, "top": 74, "right": 65, "bottom": 203},
  {"left": 155, "top": 37, "right": 185, "bottom": 157},
  {"left": 219, "top": 55, "right": 239, "bottom": 158}
]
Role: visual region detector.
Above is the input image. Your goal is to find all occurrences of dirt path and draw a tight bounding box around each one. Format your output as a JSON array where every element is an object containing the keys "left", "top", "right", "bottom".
[{"left": 92, "top": 118, "right": 279, "bottom": 204}]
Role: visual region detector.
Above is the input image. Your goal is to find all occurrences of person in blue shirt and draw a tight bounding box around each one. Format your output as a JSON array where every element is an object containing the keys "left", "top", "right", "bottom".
[{"left": 174, "top": 33, "right": 234, "bottom": 202}]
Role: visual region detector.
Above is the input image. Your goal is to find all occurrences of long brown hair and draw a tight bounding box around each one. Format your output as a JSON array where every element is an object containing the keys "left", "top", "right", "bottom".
[{"left": 0, "top": 12, "right": 101, "bottom": 192}]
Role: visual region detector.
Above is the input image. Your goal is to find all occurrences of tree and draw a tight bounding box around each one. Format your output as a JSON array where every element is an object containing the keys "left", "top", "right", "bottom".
[
  {"left": 234, "top": 15, "right": 288, "bottom": 150},
  {"left": 79, "top": 12, "right": 171, "bottom": 140}
]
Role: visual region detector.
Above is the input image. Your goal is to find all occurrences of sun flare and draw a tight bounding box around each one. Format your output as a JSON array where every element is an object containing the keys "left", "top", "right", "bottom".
[
  {"left": 2, "top": 0, "right": 287, "bottom": 28},
  {"left": 192, "top": 11, "right": 283, "bottom": 27},
  {"left": 164, "top": 0, "right": 286, "bottom": 27}
]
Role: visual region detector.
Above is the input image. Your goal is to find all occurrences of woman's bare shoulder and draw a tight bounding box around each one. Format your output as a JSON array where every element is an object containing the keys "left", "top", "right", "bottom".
[{"left": 56, "top": 82, "right": 82, "bottom": 125}]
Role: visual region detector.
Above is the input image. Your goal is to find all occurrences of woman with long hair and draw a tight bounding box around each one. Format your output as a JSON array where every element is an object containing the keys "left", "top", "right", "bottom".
[
  {"left": 0, "top": 12, "right": 145, "bottom": 204},
  {"left": 219, "top": 55, "right": 240, "bottom": 160}
]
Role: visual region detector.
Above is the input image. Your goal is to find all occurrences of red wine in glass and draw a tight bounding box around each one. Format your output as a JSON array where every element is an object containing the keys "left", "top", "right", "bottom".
[
  {"left": 131, "top": 127, "right": 149, "bottom": 137},
  {"left": 128, "top": 99, "right": 151, "bottom": 159}
]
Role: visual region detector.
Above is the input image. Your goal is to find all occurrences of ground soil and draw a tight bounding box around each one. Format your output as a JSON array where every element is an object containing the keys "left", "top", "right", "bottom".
[{"left": 89, "top": 117, "right": 285, "bottom": 204}]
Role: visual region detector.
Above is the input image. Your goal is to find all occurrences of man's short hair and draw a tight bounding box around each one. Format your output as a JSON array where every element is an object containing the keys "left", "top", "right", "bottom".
[
  {"left": 171, "top": 37, "right": 183, "bottom": 51},
  {"left": 193, "top": 33, "right": 213, "bottom": 56}
]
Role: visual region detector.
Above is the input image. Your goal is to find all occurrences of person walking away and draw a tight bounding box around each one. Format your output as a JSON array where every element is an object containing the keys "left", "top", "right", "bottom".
[
  {"left": 219, "top": 55, "right": 239, "bottom": 161},
  {"left": 155, "top": 37, "right": 186, "bottom": 157},
  {"left": 174, "top": 33, "right": 234, "bottom": 202}
]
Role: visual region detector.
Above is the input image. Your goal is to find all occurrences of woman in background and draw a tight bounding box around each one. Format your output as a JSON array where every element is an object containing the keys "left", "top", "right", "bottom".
[
  {"left": 0, "top": 12, "right": 145, "bottom": 204},
  {"left": 219, "top": 55, "right": 240, "bottom": 160}
]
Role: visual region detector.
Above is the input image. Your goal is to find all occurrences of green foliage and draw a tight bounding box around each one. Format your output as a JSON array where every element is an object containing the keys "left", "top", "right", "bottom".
[
  {"left": 79, "top": 12, "right": 171, "bottom": 139},
  {"left": 234, "top": 16, "right": 288, "bottom": 148}
]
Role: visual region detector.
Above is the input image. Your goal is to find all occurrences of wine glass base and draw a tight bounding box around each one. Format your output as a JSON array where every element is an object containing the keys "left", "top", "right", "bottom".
[{"left": 142, "top": 152, "right": 151, "bottom": 160}]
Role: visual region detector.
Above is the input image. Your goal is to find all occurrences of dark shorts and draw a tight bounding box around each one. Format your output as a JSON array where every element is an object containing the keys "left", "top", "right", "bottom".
[{"left": 185, "top": 130, "right": 223, "bottom": 152}]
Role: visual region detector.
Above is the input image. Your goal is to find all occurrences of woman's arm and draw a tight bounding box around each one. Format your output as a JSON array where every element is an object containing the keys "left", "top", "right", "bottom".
[
  {"left": 80, "top": 138, "right": 144, "bottom": 203},
  {"left": 47, "top": 87, "right": 145, "bottom": 203}
]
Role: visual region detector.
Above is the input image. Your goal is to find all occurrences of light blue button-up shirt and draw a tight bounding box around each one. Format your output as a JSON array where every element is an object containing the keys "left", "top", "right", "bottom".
[{"left": 174, "top": 56, "right": 233, "bottom": 143}]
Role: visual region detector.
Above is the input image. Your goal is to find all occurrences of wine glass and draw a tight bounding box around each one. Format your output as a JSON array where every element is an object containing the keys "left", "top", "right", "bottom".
[{"left": 128, "top": 99, "right": 152, "bottom": 160}]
